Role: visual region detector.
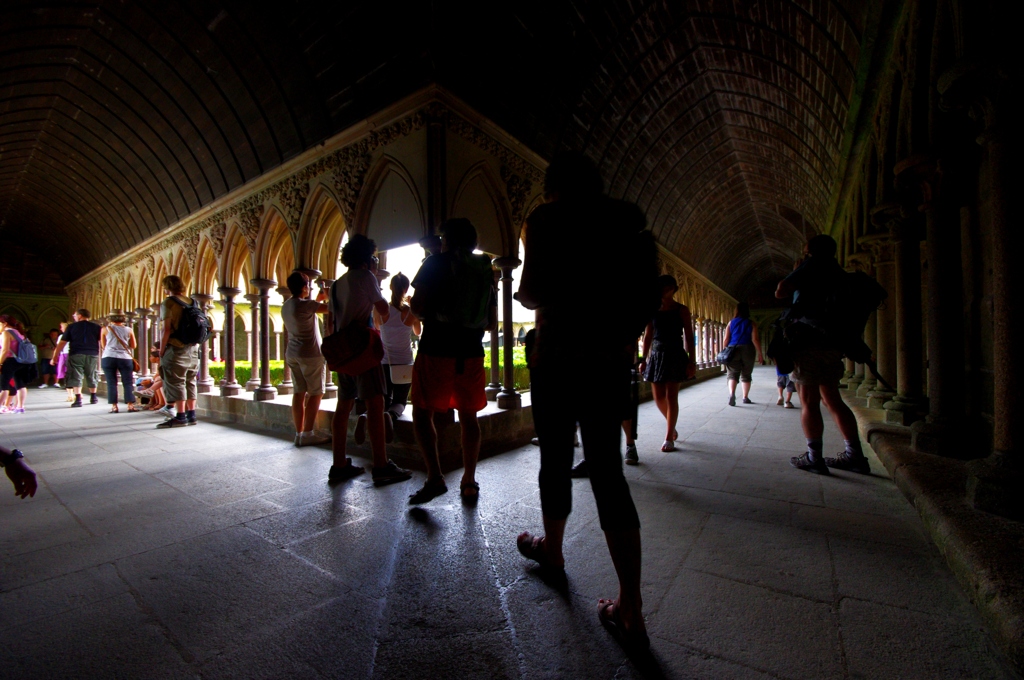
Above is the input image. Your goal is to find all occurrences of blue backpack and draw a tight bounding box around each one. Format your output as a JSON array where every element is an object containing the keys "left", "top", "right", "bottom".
[{"left": 8, "top": 330, "right": 38, "bottom": 364}]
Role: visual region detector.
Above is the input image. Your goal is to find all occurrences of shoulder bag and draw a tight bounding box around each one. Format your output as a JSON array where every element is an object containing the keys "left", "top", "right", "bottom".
[{"left": 321, "top": 322, "right": 384, "bottom": 376}]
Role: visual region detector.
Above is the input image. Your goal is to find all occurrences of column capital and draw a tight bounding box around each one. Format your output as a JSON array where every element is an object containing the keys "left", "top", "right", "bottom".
[
  {"left": 845, "top": 251, "right": 873, "bottom": 274},
  {"left": 217, "top": 286, "right": 242, "bottom": 299},
  {"left": 276, "top": 287, "right": 292, "bottom": 301},
  {"left": 492, "top": 256, "right": 521, "bottom": 271},
  {"left": 894, "top": 154, "right": 942, "bottom": 211},
  {"left": 243, "top": 293, "right": 260, "bottom": 304},
  {"left": 295, "top": 267, "right": 322, "bottom": 280},
  {"left": 134, "top": 307, "right": 150, "bottom": 317},
  {"left": 149, "top": 303, "right": 162, "bottom": 314},
  {"left": 192, "top": 293, "right": 214, "bottom": 304},
  {"left": 250, "top": 277, "right": 276, "bottom": 291},
  {"left": 937, "top": 56, "right": 1010, "bottom": 136}
]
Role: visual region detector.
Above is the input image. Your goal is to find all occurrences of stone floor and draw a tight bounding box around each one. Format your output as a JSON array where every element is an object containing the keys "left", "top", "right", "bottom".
[{"left": 0, "top": 368, "right": 1015, "bottom": 679}]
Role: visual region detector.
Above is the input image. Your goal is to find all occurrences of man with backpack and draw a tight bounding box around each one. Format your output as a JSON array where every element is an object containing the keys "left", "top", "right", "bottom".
[
  {"left": 51, "top": 309, "right": 102, "bottom": 407},
  {"left": 407, "top": 218, "right": 497, "bottom": 504},
  {"left": 776, "top": 234, "right": 871, "bottom": 475},
  {"left": 156, "top": 275, "right": 208, "bottom": 428}
]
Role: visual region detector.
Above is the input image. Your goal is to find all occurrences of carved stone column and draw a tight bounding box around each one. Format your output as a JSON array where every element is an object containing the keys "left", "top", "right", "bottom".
[
  {"left": 244, "top": 294, "right": 260, "bottom": 391},
  {"left": 485, "top": 269, "right": 501, "bottom": 401},
  {"left": 217, "top": 287, "right": 242, "bottom": 396},
  {"left": 861, "top": 210, "right": 899, "bottom": 409},
  {"left": 275, "top": 286, "right": 294, "bottom": 396},
  {"left": 844, "top": 252, "right": 872, "bottom": 393},
  {"left": 317, "top": 277, "right": 338, "bottom": 399},
  {"left": 192, "top": 294, "right": 215, "bottom": 394},
  {"left": 149, "top": 304, "right": 161, "bottom": 348},
  {"left": 134, "top": 308, "right": 150, "bottom": 376},
  {"left": 250, "top": 279, "right": 278, "bottom": 401},
  {"left": 494, "top": 256, "right": 521, "bottom": 409}
]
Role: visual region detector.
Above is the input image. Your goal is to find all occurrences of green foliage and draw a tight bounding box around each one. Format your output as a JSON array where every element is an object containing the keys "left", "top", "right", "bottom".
[{"left": 482, "top": 345, "right": 530, "bottom": 391}]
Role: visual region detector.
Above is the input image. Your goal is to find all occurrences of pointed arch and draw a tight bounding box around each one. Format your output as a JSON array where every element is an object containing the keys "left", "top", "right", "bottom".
[
  {"left": 254, "top": 206, "right": 296, "bottom": 284},
  {"left": 221, "top": 221, "right": 256, "bottom": 293},
  {"left": 194, "top": 237, "right": 219, "bottom": 296},
  {"left": 355, "top": 155, "right": 426, "bottom": 252},
  {"left": 449, "top": 160, "right": 514, "bottom": 257},
  {"left": 299, "top": 184, "right": 349, "bottom": 280}
]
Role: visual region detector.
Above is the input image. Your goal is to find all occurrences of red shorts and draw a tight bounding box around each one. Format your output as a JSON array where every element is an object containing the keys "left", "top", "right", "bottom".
[{"left": 409, "top": 354, "right": 487, "bottom": 413}]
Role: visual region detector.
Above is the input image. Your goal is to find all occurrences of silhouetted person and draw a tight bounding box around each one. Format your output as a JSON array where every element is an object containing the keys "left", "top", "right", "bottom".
[
  {"left": 408, "top": 218, "right": 496, "bottom": 503},
  {"left": 776, "top": 234, "right": 870, "bottom": 474},
  {"left": 282, "top": 271, "right": 332, "bottom": 447},
  {"left": 723, "top": 302, "right": 764, "bottom": 406},
  {"left": 517, "top": 152, "right": 653, "bottom": 651}
]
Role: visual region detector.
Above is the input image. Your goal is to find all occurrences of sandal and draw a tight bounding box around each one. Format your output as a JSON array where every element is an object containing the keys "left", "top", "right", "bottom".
[
  {"left": 598, "top": 599, "right": 650, "bottom": 652},
  {"left": 516, "top": 532, "right": 564, "bottom": 571},
  {"left": 109, "top": 405, "right": 119, "bottom": 413},
  {"left": 661, "top": 440, "right": 676, "bottom": 452},
  {"left": 127, "top": 403, "right": 139, "bottom": 412},
  {"left": 460, "top": 480, "right": 480, "bottom": 499}
]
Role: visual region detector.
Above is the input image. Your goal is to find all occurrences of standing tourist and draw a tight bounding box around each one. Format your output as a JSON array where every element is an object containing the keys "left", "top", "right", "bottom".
[
  {"left": 776, "top": 235, "right": 870, "bottom": 474},
  {"left": 0, "top": 315, "right": 37, "bottom": 414},
  {"left": 52, "top": 309, "right": 101, "bottom": 407},
  {"left": 723, "top": 302, "right": 764, "bottom": 406},
  {"left": 99, "top": 310, "right": 138, "bottom": 413},
  {"left": 156, "top": 276, "right": 203, "bottom": 428},
  {"left": 56, "top": 322, "right": 73, "bottom": 401},
  {"left": 37, "top": 329, "right": 59, "bottom": 388},
  {"left": 328, "top": 234, "right": 412, "bottom": 486},
  {"left": 407, "top": 219, "right": 496, "bottom": 503},
  {"left": 639, "top": 275, "right": 696, "bottom": 453},
  {"left": 374, "top": 272, "right": 421, "bottom": 441},
  {"left": 516, "top": 153, "right": 657, "bottom": 651},
  {"left": 282, "top": 271, "right": 332, "bottom": 447}
]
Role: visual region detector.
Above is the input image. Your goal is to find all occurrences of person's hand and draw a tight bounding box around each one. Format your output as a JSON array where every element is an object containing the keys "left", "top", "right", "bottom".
[
  {"left": 49, "top": 358, "right": 56, "bottom": 366},
  {"left": 758, "top": 355, "right": 766, "bottom": 366},
  {"left": 686, "top": 360, "right": 696, "bottom": 380},
  {"left": 6, "top": 459, "right": 37, "bottom": 499}
]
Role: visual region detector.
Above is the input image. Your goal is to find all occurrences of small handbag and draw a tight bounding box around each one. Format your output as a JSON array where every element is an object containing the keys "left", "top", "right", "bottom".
[
  {"left": 390, "top": 364, "right": 413, "bottom": 385},
  {"left": 321, "top": 322, "right": 384, "bottom": 376},
  {"left": 716, "top": 346, "right": 737, "bottom": 364}
]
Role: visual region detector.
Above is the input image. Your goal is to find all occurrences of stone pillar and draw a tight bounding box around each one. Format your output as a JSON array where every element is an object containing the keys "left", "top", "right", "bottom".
[
  {"left": 250, "top": 279, "right": 278, "bottom": 401},
  {"left": 317, "top": 277, "right": 338, "bottom": 399},
  {"left": 134, "top": 308, "right": 150, "bottom": 376},
  {"left": 124, "top": 310, "right": 137, "bottom": 374},
  {"left": 485, "top": 268, "right": 501, "bottom": 401},
  {"left": 244, "top": 294, "right": 260, "bottom": 391},
  {"left": 192, "top": 294, "right": 215, "bottom": 394},
  {"left": 149, "top": 304, "right": 161, "bottom": 348},
  {"left": 494, "top": 256, "right": 521, "bottom": 409},
  {"left": 861, "top": 212, "right": 899, "bottom": 408},
  {"left": 210, "top": 331, "right": 219, "bottom": 362},
  {"left": 217, "top": 288, "right": 242, "bottom": 396},
  {"left": 275, "top": 286, "right": 294, "bottom": 396},
  {"left": 704, "top": 319, "right": 712, "bottom": 367}
]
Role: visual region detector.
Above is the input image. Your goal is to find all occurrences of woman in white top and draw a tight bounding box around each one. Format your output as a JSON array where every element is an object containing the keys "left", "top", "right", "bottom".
[
  {"left": 99, "top": 310, "right": 138, "bottom": 412},
  {"left": 373, "top": 272, "right": 421, "bottom": 421},
  {"left": 57, "top": 321, "right": 74, "bottom": 401}
]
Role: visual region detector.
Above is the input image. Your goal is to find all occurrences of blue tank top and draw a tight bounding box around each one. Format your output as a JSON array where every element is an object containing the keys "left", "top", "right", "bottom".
[{"left": 728, "top": 317, "right": 753, "bottom": 346}]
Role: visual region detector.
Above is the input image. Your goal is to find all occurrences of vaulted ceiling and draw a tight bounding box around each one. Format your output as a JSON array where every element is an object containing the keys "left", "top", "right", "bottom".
[{"left": 0, "top": 0, "right": 874, "bottom": 298}]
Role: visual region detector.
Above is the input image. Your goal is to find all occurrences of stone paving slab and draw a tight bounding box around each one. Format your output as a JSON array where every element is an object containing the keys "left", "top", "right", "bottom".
[{"left": 0, "top": 367, "right": 1017, "bottom": 678}]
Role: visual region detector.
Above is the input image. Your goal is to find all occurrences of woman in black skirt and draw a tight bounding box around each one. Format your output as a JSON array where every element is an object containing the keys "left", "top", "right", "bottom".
[{"left": 639, "top": 276, "right": 696, "bottom": 452}]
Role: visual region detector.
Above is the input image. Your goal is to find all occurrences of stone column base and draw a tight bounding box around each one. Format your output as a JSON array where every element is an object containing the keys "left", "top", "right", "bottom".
[
  {"left": 485, "top": 383, "right": 501, "bottom": 401},
  {"left": 866, "top": 389, "right": 895, "bottom": 409},
  {"left": 857, "top": 379, "right": 878, "bottom": 398},
  {"left": 254, "top": 386, "right": 278, "bottom": 401},
  {"left": 245, "top": 379, "right": 260, "bottom": 392},
  {"left": 197, "top": 380, "right": 214, "bottom": 394},
  {"left": 883, "top": 396, "right": 925, "bottom": 426},
  {"left": 911, "top": 420, "right": 965, "bottom": 457},
  {"left": 323, "top": 385, "right": 338, "bottom": 399},
  {"left": 967, "top": 455, "right": 1024, "bottom": 521},
  {"left": 220, "top": 383, "right": 242, "bottom": 397},
  {"left": 497, "top": 391, "right": 521, "bottom": 409},
  {"left": 276, "top": 384, "right": 293, "bottom": 396}
]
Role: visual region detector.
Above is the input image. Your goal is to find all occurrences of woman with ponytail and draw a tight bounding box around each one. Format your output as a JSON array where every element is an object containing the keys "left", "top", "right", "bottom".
[{"left": 373, "top": 272, "right": 421, "bottom": 441}]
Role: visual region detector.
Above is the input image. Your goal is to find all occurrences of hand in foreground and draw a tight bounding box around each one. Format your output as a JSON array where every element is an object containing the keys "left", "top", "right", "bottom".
[
  {"left": 6, "top": 459, "right": 38, "bottom": 499},
  {"left": 758, "top": 355, "right": 766, "bottom": 366},
  {"left": 686, "top": 361, "right": 696, "bottom": 380}
]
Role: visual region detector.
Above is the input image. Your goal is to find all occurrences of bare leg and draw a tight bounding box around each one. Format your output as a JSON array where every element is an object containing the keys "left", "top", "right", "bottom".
[
  {"left": 797, "top": 383, "right": 824, "bottom": 440},
  {"left": 601, "top": 528, "right": 646, "bottom": 634},
  {"left": 622, "top": 420, "right": 634, "bottom": 447},
  {"left": 664, "top": 381, "right": 680, "bottom": 441},
  {"left": 819, "top": 384, "right": 859, "bottom": 440},
  {"left": 741, "top": 381, "right": 751, "bottom": 399},
  {"left": 518, "top": 516, "right": 567, "bottom": 568},
  {"left": 413, "top": 405, "right": 443, "bottom": 481},
  {"left": 291, "top": 392, "right": 305, "bottom": 432},
  {"left": 459, "top": 410, "right": 481, "bottom": 490},
  {"left": 650, "top": 382, "right": 667, "bottom": 419},
  {"left": 185, "top": 398, "right": 196, "bottom": 412},
  {"left": 365, "top": 394, "right": 388, "bottom": 469},
  {"left": 728, "top": 378, "right": 738, "bottom": 397},
  {"left": 302, "top": 394, "right": 324, "bottom": 432},
  {"left": 332, "top": 398, "right": 354, "bottom": 467}
]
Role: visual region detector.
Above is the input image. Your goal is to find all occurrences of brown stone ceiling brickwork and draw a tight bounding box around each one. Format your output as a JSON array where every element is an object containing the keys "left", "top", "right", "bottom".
[{"left": 0, "top": 0, "right": 870, "bottom": 299}]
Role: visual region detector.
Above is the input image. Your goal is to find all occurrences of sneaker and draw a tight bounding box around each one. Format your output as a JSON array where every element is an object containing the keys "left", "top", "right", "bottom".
[
  {"left": 372, "top": 460, "right": 412, "bottom": 487},
  {"left": 531, "top": 437, "right": 540, "bottom": 446},
  {"left": 353, "top": 414, "right": 367, "bottom": 445},
  {"left": 728, "top": 395, "right": 736, "bottom": 407},
  {"left": 624, "top": 444, "right": 639, "bottom": 466},
  {"left": 784, "top": 401, "right": 795, "bottom": 409},
  {"left": 409, "top": 476, "right": 448, "bottom": 503},
  {"left": 742, "top": 397, "right": 753, "bottom": 404},
  {"left": 12, "top": 408, "right": 25, "bottom": 414},
  {"left": 328, "top": 461, "right": 365, "bottom": 483},
  {"left": 156, "top": 416, "right": 188, "bottom": 429},
  {"left": 0, "top": 407, "right": 8, "bottom": 414},
  {"left": 186, "top": 416, "right": 197, "bottom": 426},
  {"left": 790, "top": 451, "right": 830, "bottom": 475},
  {"left": 777, "top": 397, "right": 784, "bottom": 406},
  {"left": 383, "top": 412, "right": 395, "bottom": 444},
  {"left": 301, "top": 431, "right": 332, "bottom": 447},
  {"left": 37, "top": 384, "right": 48, "bottom": 389},
  {"left": 825, "top": 450, "right": 871, "bottom": 474},
  {"left": 570, "top": 460, "right": 589, "bottom": 478},
  {"left": 157, "top": 405, "right": 174, "bottom": 417},
  {"left": 294, "top": 432, "right": 302, "bottom": 446},
  {"left": 89, "top": 394, "right": 98, "bottom": 405}
]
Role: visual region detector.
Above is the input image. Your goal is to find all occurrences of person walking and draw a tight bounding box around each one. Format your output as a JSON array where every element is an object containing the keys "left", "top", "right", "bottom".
[
  {"left": 0, "top": 315, "right": 37, "bottom": 414},
  {"left": 723, "top": 302, "right": 764, "bottom": 406},
  {"left": 52, "top": 309, "right": 101, "bottom": 407},
  {"left": 516, "top": 152, "right": 657, "bottom": 652},
  {"left": 374, "top": 272, "right": 421, "bottom": 441},
  {"left": 37, "top": 329, "right": 59, "bottom": 388},
  {"left": 156, "top": 275, "right": 202, "bottom": 428},
  {"left": 776, "top": 234, "right": 871, "bottom": 474},
  {"left": 56, "top": 321, "right": 73, "bottom": 401},
  {"left": 327, "top": 234, "right": 412, "bottom": 486},
  {"left": 99, "top": 310, "right": 138, "bottom": 413},
  {"left": 407, "top": 219, "right": 496, "bottom": 503},
  {"left": 281, "top": 271, "right": 332, "bottom": 447},
  {"left": 639, "top": 275, "right": 696, "bottom": 453}
]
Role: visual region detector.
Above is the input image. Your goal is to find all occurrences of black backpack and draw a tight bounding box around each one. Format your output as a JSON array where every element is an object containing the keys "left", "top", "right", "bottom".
[{"left": 169, "top": 297, "right": 211, "bottom": 345}]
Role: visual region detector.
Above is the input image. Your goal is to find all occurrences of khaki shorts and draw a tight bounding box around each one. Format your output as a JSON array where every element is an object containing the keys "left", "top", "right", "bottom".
[
  {"left": 66, "top": 354, "right": 99, "bottom": 389},
  {"left": 160, "top": 344, "right": 199, "bottom": 403},
  {"left": 791, "top": 348, "right": 845, "bottom": 387},
  {"left": 287, "top": 356, "right": 326, "bottom": 395}
]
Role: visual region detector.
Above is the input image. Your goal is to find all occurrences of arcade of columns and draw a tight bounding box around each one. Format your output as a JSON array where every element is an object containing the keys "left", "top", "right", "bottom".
[{"left": 65, "top": 89, "right": 737, "bottom": 414}]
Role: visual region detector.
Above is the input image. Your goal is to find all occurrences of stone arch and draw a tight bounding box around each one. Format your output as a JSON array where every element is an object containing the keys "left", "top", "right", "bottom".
[
  {"left": 193, "top": 237, "right": 219, "bottom": 296},
  {"left": 355, "top": 155, "right": 426, "bottom": 252},
  {"left": 254, "top": 207, "right": 296, "bottom": 284},
  {"left": 170, "top": 246, "right": 193, "bottom": 292},
  {"left": 450, "top": 160, "right": 513, "bottom": 257},
  {"left": 137, "top": 269, "right": 153, "bottom": 310},
  {"left": 299, "top": 184, "right": 349, "bottom": 280},
  {"left": 221, "top": 221, "right": 255, "bottom": 293}
]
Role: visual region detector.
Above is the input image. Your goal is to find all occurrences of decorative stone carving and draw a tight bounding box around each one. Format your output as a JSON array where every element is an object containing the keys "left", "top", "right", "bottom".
[
  {"left": 278, "top": 182, "right": 309, "bottom": 232},
  {"left": 239, "top": 206, "right": 264, "bottom": 254},
  {"left": 500, "top": 165, "right": 533, "bottom": 226},
  {"left": 204, "top": 222, "right": 226, "bottom": 260}
]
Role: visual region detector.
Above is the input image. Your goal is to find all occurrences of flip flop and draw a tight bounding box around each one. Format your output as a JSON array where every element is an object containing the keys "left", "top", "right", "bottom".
[
  {"left": 516, "top": 532, "right": 564, "bottom": 571},
  {"left": 598, "top": 599, "right": 650, "bottom": 652},
  {"left": 460, "top": 481, "right": 480, "bottom": 499},
  {"left": 661, "top": 440, "right": 676, "bottom": 452}
]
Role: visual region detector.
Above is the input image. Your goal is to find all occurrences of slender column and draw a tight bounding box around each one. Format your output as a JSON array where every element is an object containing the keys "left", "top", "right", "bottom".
[
  {"left": 704, "top": 319, "right": 712, "bottom": 367},
  {"left": 217, "top": 288, "right": 242, "bottom": 396},
  {"left": 244, "top": 294, "right": 260, "bottom": 391},
  {"left": 191, "top": 294, "right": 215, "bottom": 393},
  {"left": 485, "top": 269, "right": 501, "bottom": 400},
  {"left": 210, "top": 331, "right": 219, "bottom": 362},
  {"left": 317, "top": 277, "right": 338, "bottom": 399},
  {"left": 881, "top": 190, "right": 926, "bottom": 425},
  {"left": 275, "top": 286, "right": 294, "bottom": 396},
  {"left": 124, "top": 311, "right": 137, "bottom": 374},
  {"left": 843, "top": 253, "right": 870, "bottom": 392},
  {"left": 149, "top": 304, "right": 161, "bottom": 348},
  {"left": 250, "top": 279, "right": 278, "bottom": 401},
  {"left": 861, "top": 211, "right": 899, "bottom": 409},
  {"left": 694, "top": 318, "right": 704, "bottom": 367},
  {"left": 134, "top": 308, "right": 150, "bottom": 376},
  {"left": 856, "top": 305, "right": 877, "bottom": 397},
  {"left": 494, "top": 256, "right": 521, "bottom": 409}
]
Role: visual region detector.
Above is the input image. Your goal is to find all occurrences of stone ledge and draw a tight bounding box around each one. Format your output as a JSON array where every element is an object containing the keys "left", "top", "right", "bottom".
[{"left": 845, "top": 399, "right": 1024, "bottom": 674}]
